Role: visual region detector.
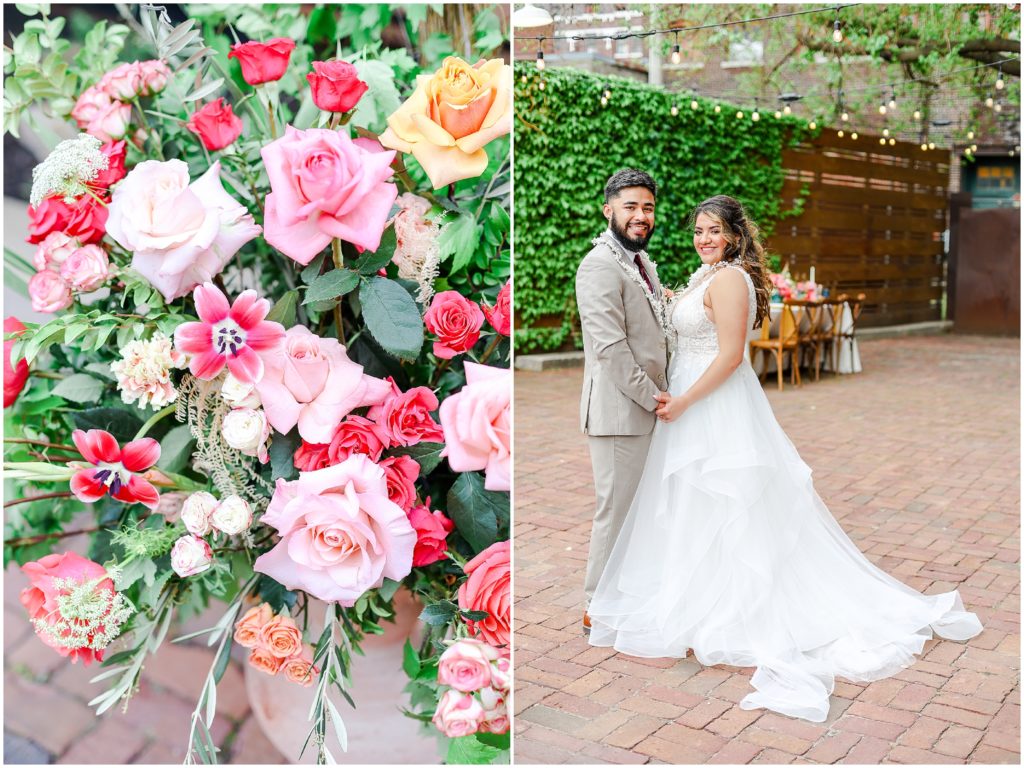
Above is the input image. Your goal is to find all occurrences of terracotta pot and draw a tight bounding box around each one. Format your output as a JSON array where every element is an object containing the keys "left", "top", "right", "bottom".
[{"left": 245, "top": 589, "right": 440, "bottom": 764}]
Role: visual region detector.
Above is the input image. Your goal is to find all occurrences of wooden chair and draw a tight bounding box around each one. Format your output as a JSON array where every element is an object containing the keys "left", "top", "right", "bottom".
[
  {"left": 831, "top": 293, "right": 866, "bottom": 373},
  {"left": 786, "top": 298, "right": 828, "bottom": 381},
  {"left": 750, "top": 302, "right": 801, "bottom": 390}
]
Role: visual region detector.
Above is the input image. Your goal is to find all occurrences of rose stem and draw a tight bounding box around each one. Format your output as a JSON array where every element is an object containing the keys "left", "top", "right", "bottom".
[
  {"left": 478, "top": 333, "right": 502, "bottom": 365},
  {"left": 4, "top": 491, "right": 75, "bottom": 511},
  {"left": 331, "top": 239, "right": 347, "bottom": 345},
  {"left": 3, "top": 438, "right": 80, "bottom": 453},
  {"left": 429, "top": 358, "right": 451, "bottom": 388}
]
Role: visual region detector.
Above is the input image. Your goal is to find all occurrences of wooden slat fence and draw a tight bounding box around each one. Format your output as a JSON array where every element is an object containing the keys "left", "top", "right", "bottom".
[{"left": 770, "top": 129, "right": 951, "bottom": 327}]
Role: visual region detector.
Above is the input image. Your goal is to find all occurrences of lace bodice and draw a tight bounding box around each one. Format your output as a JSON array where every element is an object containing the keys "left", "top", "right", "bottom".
[{"left": 670, "top": 263, "right": 756, "bottom": 360}]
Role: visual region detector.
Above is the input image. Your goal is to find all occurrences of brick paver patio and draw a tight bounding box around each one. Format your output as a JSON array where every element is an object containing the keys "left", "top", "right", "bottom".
[{"left": 514, "top": 335, "right": 1020, "bottom": 765}]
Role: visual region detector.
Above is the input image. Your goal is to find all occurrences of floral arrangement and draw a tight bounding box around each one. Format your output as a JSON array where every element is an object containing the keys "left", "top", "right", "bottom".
[
  {"left": 4, "top": 4, "right": 510, "bottom": 765},
  {"left": 769, "top": 265, "right": 821, "bottom": 302}
]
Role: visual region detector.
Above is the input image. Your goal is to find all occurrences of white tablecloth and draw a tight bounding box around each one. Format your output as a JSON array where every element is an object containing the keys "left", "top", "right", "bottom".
[{"left": 749, "top": 302, "right": 861, "bottom": 376}]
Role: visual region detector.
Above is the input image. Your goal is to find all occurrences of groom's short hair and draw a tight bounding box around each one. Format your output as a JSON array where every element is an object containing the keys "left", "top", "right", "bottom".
[{"left": 604, "top": 169, "right": 657, "bottom": 202}]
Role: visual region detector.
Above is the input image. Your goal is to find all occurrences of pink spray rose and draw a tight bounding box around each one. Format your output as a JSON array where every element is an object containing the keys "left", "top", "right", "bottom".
[
  {"left": 27, "top": 195, "right": 108, "bottom": 245},
  {"left": 253, "top": 455, "right": 416, "bottom": 605},
  {"left": 482, "top": 281, "right": 511, "bottom": 336},
  {"left": 98, "top": 61, "right": 144, "bottom": 100},
  {"left": 432, "top": 689, "right": 485, "bottom": 738},
  {"left": 71, "top": 85, "right": 132, "bottom": 142},
  {"left": 458, "top": 540, "right": 510, "bottom": 647},
  {"left": 4, "top": 317, "right": 29, "bottom": 408},
  {"left": 228, "top": 38, "right": 296, "bottom": 85},
  {"left": 408, "top": 501, "right": 454, "bottom": 567},
  {"left": 370, "top": 385, "right": 444, "bottom": 447},
  {"left": 171, "top": 535, "right": 213, "bottom": 577},
  {"left": 138, "top": 59, "right": 171, "bottom": 95},
  {"left": 248, "top": 647, "right": 284, "bottom": 676},
  {"left": 94, "top": 140, "right": 128, "bottom": 190},
  {"left": 105, "top": 160, "right": 263, "bottom": 301},
  {"left": 478, "top": 686, "right": 510, "bottom": 734},
  {"left": 437, "top": 638, "right": 499, "bottom": 693},
  {"left": 187, "top": 98, "right": 244, "bottom": 151},
  {"left": 260, "top": 126, "right": 398, "bottom": 265},
  {"left": 424, "top": 291, "right": 485, "bottom": 359},
  {"left": 439, "top": 363, "right": 511, "bottom": 492},
  {"left": 28, "top": 269, "right": 73, "bottom": 313},
  {"left": 254, "top": 326, "right": 391, "bottom": 444},
  {"left": 379, "top": 455, "right": 419, "bottom": 512},
  {"left": 326, "top": 415, "right": 389, "bottom": 463},
  {"left": 258, "top": 614, "right": 304, "bottom": 659},
  {"left": 490, "top": 653, "right": 511, "bottom": 692},
  {"left": 306, "top": 60, "right": 369, "bottom": 113},
  {"left": 59, "top": 244, "right": 110, "bottom": 293},
  {"left": 33, "top": 231, "right": 81, "bottom": 272}
]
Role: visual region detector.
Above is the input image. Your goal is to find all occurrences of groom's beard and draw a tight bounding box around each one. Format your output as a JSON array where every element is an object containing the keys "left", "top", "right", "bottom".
[{"left": 609, "top": 212, "right": 654, "bottom": 251}]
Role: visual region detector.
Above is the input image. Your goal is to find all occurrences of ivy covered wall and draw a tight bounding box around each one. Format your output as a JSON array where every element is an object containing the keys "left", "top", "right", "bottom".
[{"left": 513, "top": 64, "right": 809, "bottom": 353}]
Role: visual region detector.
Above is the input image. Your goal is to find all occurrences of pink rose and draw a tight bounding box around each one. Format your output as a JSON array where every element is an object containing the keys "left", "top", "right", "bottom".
[
  {"left": 437, "top": 638, "right": 499, "bottom": 692},
  {"left": 94, "top": 140, "right": 128, "bottom": 190},
  {"left": 20, "top": 552, "right": 123, "bottom": 666},
  {"left": 306, "top": 60, "right": 369, "bottom": 113},
  {"left": 228, "top": 38, "right": 296, "bottom": 85},
  {"left": 408, "top": 502, "right": 454, "bottom": 567},
  {"left": 439, "top": 363, "right": 510, "bottom": 492},
  {"left": 371, "top": 386, "right": 444, "bottom": 447},
  {"left": 491, "top": 654, "right": 511, "bottom": 692},
  {"left": 187, "top": 98, "right": 244, "bottom": 151},
  {"left": 253, "top": 455, "right": 416, "bottom": 605},
  {"left": 294, "top": 441, "right": 331, "bottom": 472},
  {"left": 4, "top": 317, "right": 29, "bottom": 408},
  {"left": 171, "top": 535, "right": 213, "bottom": 577},
  {"left": 327, "top": 415, "right": 389, "bottom": 463},
  {"left": 260, "top": 126, "right": 398, "bottom": 265},
  {"left": 458, "top": 540, "right": 509, "bottom": 647},
  {"left": 98, "top": 61, "right": 144, "bottom": 100},
  {"left": 28, "top": 195, "right": 108, "bottom": 245},
  {"left": 432, "top": 690, "right": 485, "bottom": 738},
  {"left": 29, "top": 269, "right": 73, "bottom": 313},
  {"left": 105, "top": 160, "right": 262, "bottom": 301},
  {"left": 254, "top": 326, "right": 391, "bottom": 444},
  {"left": 379, "top": 455, "right": 419, "bottom": 512},
  {"left": 424, "top": 291, "right": 485, "bottom": 359},
  {"left": 89, "top": 99, "right": 133, "bottom": 142},
  {"left": 482, "top": 281, "right": 511, "bottom": 337},
  {"left": 139, "top": 60, "right": 171, "bottom": 96},
  {"left": 71, "top": 85, "right": 114, "bottom": 129},
  {"left": 33, "top": 231, "right": 81, "bottom": 272},
  {"left": 478, "top": 686, "right": 509, "bottom": 734},
  {"left": 59, "top": 245, "right": 110, "bottom": 293}
]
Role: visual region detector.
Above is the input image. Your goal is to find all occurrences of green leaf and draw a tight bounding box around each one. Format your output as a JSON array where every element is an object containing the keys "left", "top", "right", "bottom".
[
  {"left": 268, "top": 427, "right": 301, "bottom": 482},
  {"left": 156, "top": 424, "right": 196, "bottom": 474},
  {"left": 300, "top": 252, "right": 328, "bottom": 284},
  {"left": 401, "top": 639, "right": 420, "bottom": 678},
  {"left": 439, "top": 212, "right": 479, "bottom": 273},
  {"left": 390, "top": 441, "right": 444, "bottom": 475},
  {"left": 255, "top": 574, "right": 298, "bottom": 614},
  {"left": 446, "top": 735, "right": 502, "bottom": 765},
  {"left": 475, "top": 731, "right": 510, "bottom": 751},
  {"left": 349, "top": 59, "right": 402, "bottom": 131},
  {"left": 352, "top": 227, "right": 397, "bottom": 274},
  {"left": 303, "top": 269, "right": 360, "bottom": 305},
  {"left": 359, "top": 276, "right": 424, "bottom": 360},
  {"left": 418, "top": 600, "right": 458, "bottom": 626},
  {"left": 446, "top": 472, "right": 507, "bottom": 552},
  {"left": 51, "top": 373, "right": 105, "bottom": 404},
  {"left": 72, "top": 408, "right": 143, "bottom": 444},
  {"left": 378, "top": 577, "right": 401, "bottom": 602},
  {"left": 265, "top": 289, "right": 299, "bottom": 328},
  {"left": 22, "top": 394, "right": 65, "bottom": 416}
]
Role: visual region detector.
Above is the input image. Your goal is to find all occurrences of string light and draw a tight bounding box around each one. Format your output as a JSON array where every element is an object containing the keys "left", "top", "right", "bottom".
[
  {"left": 921, "top": 142, "right": 928, "bottom": 150},
  {"left": 832, "top": 7, "right": 843, "bottom": 43},
  {"left": 691, "top": 98, "right": 700, "bottom": 110},
  {"left": 928, "top": 141, "right": 936, "bottom": 150},
  {"left": 671, "top": 102, "right": 679, "bottom": 116},
  {"left": 536, "top": 50, "right": 545, "bottom": 71},
  {"left": 714, "top": 104, "right": 722, "bottom": 113},
  {"left": 879, "top": 137, "right": 886, "bottom": 145},
  {"left": 971, "top": 143, "right": 978, "bottom": 151},
  {"left": 888, "top": 87, "right": 897, "bottom": 109},
  {"left": 603, "top": 86, "right": 612, "bottom": 100},
  {"left": 996, "top": 66, "right": 1005, "bottom": 90},
  {"left": 600, "top": 95, "right": 608, "bottom": 107},
  {"left": 995, "top": 101, "right": 1003, "bottom": 113},
  {"left": 883, "top": 127, "right": 890, "bottom": 137},
  {"left": 671, "top": 31, "right": 681, "bottom": 65},
  {"left": 736, "top": 109, "right": 744, "bottom": 119},
  {"left": 889, "top": 137, "right": 896, "bottom": 145},
  {"left": 841, "top": 110, "right": 849, "bottom": 121},
  {"left": 775, "top": 110, "right": 783, "bottom": 119},
  {"left": 539, "top": 79, "right": 546, "bottom": 91},
  {"left": 986, "top": 95, "right": 995, "bottom": 108},
  {"left": 851, "top": 131, "right": 858, "bottom": 140},
  {"left": 913, "top": 109, "right": 921, "bottom": 120},
  {"left": 751, "top": 99, "right": 760, "bottom": 121},
  {"left": 838, "top": 129, "right": 845, "bottom": 137},
  {"left": 878, "top": 100, "right": 887, "bottom": 115},
  {"left": 809, "top": 119, "right": 817, "bottom": 129},
  {"left": 783, "top": 104, "right": 792, "bottom": 115},
  {"left": 967, "top": 130, "right": 975, "bottom": 140}
]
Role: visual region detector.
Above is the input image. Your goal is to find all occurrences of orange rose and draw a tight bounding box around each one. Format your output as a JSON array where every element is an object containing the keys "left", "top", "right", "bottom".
[
  {"left": 233, "top": 603, "right": 273, "bottom": 648},
  {"left": 248, "top": 647, "right": 283, "bottom": 676},
  {"left": 380, "top": 57, "right": 510, "bottom": 189},
  {"left": 258, "top": 614, "right": 304, "bottom": 659},
  {"left": 281, "top": 644, "right": 318, "bottom": 687}
]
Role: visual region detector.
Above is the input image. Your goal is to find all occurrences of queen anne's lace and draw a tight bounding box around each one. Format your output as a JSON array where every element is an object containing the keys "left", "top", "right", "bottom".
[
  {"left": 29, "top": 134, "right": 110, "bottom": 206},
  {"left": 591, "top": 230, "right": 673, "bottom": 337},
  {"left": 32, "top": 577, "right": 133, "bottom": 653}
]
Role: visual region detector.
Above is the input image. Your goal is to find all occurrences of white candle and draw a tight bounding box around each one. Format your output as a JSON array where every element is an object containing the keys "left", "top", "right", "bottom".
[{"left": 809, "top": 266, "right": 815, "bottom": 285}]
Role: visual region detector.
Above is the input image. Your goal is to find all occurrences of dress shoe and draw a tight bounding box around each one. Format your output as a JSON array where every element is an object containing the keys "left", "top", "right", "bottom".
[{"left": 583, "top": 611, "right": 592, "bottom": 636}]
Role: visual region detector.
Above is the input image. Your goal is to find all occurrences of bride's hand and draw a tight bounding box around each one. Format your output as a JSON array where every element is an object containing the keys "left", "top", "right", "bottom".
[{"left": 655, "top": 394, "right": 688, "bottom": 422}]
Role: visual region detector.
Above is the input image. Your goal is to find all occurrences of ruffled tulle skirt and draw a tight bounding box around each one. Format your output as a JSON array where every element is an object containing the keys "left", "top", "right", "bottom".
[{"left": 587, "top": 354, "right": 982, "bottom": 722}]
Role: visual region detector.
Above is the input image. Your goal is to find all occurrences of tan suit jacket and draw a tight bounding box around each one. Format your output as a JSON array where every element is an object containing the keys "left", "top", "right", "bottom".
[{"left": 576, "top": 240, "right": 670, "bottom": 436}]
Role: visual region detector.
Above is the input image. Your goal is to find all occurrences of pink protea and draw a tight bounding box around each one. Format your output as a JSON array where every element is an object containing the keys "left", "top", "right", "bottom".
[
  {"left": 70, "top": 429, "right": 162, "bottom": 510},
  {"left": 173, "top": 282, "right": 285, "bottom": 384}
]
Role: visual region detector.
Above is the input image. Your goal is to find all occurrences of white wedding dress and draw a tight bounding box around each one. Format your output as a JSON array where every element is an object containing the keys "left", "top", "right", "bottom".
[{"left": 587, "top": 263, "right": 982, "bottom": 722}]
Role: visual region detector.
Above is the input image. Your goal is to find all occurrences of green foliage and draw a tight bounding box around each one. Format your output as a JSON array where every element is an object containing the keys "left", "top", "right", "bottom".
[
  {"left": 446, "top": 472, "right": 509, "bottom": 552},
  {"left": 513, "top": 63, "right": 809, "bottom": 352}
]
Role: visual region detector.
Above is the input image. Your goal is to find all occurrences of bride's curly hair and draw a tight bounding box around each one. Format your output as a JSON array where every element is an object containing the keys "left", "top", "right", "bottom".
[{"left": 687, "top": 195, "right": 772, "bottom": 329}]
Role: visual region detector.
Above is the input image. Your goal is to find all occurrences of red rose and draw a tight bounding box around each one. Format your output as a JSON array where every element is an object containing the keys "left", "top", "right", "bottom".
[
  {"left": 482, "top": 281, "right": 511, "bottom": 337},
  {"left": 408, "top": 502, "right": 454, "bottom": 567},
  {"left": 27, "top": 196, "right": 108, "bottom": 245},
  {"left": 294, "top": 441, "right": 331, "bottom": 472},
  {"left": 93, "top": 140, "right": 127, "bottom": 190},
  {"left": 379, "top": 454, "right": 420, "bottom": 512},
  {"left": 326, "top": 415, "right": 389, "bottom": 464},
  {"left": 373, "top": 386, "right": 444, "bottom": 447},
  {"left": 424, "top": 291, "right": 485, "bottom": 359},
  {"left": 186, "top": 98, "right": 244, "bottom": 151},
  {"left": 306, "top": 60, "right": 369, "bottom": 113},
  {"left": 228, "top": 37, "right": 296, "bottom": 85},
  {"left": 458, "top": 540, "right": 510, "bottom": 647},
  {"left": 4, "top": 317, "right": 29, "bottom": 408}
]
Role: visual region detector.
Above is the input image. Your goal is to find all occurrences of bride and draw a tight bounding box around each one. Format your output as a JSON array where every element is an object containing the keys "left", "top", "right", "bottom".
[{"left": 586, "top": 195, "right": 983, "bottom": 723}]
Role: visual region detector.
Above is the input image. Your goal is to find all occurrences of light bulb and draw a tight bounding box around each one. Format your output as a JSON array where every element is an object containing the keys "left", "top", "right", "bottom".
[
  {"left": 995, "top": 102, "right": 1002, "bottom": 113},
  {"left": 521, "top": 74, "right": 527, "bottom": 84},
  {"left": 879, "top": 103, "right": 887, "bottom": 115},
  {"left": 986, "top": 96, "right": 995, "bottom": 108},
  {"left": 600, "top": 96, "right": 608, "bottom": 107},
  {"left": 1010, "top": 149, "right": 1015, "bottom": 156},
  {"left": 691, "top": 99, "right": 699, "bottom": 110},
  {"left": 841, "top": 111, "right": 849, "bottom": 122},
  {"left": 604, "top": 88, "right": 611, "bottom": 100},
  {"left": 929, "top": 142, "right": 936, "bottom": 150},
  {"left": 889, "top": 137, "right": 896, "bottom": 145},
  {"left": 736, "top": 110, "right": 744, "bottom": 119},
  {"left": 967, "top": 130, "right": 975, "bottom": 140},
  {"left": 1016, "top": 145, "right": 1020, "bottom": 152},
  {"left": 833, "top": 21, "right": 843, "bottom": 43},
  {"left": 539, "top": 80, "right": 545, "bottom": 91},
  {"left": 838, "top": 129, "right": 845, "bottom": 137},
  {"left": 921, "top": 143, "right": 928, "bottom": 151},
  {"left": 752, "top": 111, "right": 760, "bottom": 121},
  {"left": 971, "top": 143, "right": 978, "bottom": 151},
  {"left": 671, "top": 44, "right": 681, "bottom": 65},
  {"left": 913, "top": 110, "right": 921, "bottom": 120},
  {"left": 775, "top": 110, "right": 783, "bottom": 119},
  {"left": 883, "top": 127, "right": 890, "bottom": 137},
  {"left": 671, "top": 103, "right": 678, "bottom": 116},
  {"left": 996, "top": 75, "right": 1005, "bottom": 90},
  {"left": 714, "top": 104, "right": 721, "bottom": 113},
  {"left": 879, "top": 137, "right": 887, "bottom": 145},
  {"left": 889, "top": 97, "right": 897, "bottom": 109},
  {"left": 536, "top": 51, "right": 545, "bottom": 71},
  {"left": 783, "top": 105, "right": 791, "bottom": 115},
  {"left": 808, "top": 120, "right": 816, "bottom": 129},
  {"left": 851, "top": 131, "right": 858, "bottom": 140}
]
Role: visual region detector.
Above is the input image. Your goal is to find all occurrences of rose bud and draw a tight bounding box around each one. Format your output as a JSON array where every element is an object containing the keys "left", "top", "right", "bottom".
[{"left": 306, "top": 60, "right": 369, "bottom": 113}]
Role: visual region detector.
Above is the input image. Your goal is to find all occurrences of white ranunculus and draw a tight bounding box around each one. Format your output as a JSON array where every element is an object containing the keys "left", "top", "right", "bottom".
[
  {"left": 170, "top": 535, "right": 213, "bottom": 577},
  {"left": 221, "top": 407, "right": 270, "bottom": 463},
  {"left": 180, "top": 491, "right": 218, "bottom": 537},
  {"left": 210, "top": 494, "right": 253, "bottom": 536},
  {"left": 220, "top": 371, "right": 262, "bottom": 409}
]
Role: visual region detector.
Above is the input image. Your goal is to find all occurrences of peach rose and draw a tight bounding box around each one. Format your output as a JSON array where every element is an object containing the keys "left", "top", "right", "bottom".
[
  {"left": 380, "top": 57, "right": 511, "bottom": 189},
  {"left": 457, "top": 540, "right": 509, "bottom": 647},
  {"left": 439, "top": 363, "right": 510, "bottom": 492},
  {"left": 432, "top": 689, "right": 485, "bottom": 738},
  {"left": 259, "top": 614, "right": 304, "bottom": 659},
  {"left": 248, "top": 646, "right": 284, "bottom": 676},
  {"left": 281, "top": 644, "right": 318, "bottom": 687},
  {"left": 437, "top": 638, "right": 499, "bottom": 692},
  {"left": 253, "top": 455, "right": 416, "bottom": 605},
  {"left": 234, "top": 603, "right": 274, "bottom": 648}
]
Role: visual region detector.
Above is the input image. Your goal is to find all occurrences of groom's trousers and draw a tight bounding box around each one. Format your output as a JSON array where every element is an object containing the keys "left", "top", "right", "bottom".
[{"left": 584, "top": 431, "right": 654, "bottom": 603}]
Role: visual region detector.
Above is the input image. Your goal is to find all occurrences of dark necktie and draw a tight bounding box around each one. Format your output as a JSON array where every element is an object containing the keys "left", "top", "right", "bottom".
[{"left": 633, "top": 254, "right": 654, "bottom": 294}]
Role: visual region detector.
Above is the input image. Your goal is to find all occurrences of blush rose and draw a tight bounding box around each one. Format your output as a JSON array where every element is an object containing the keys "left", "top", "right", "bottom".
[
  {"left": 439, "top": 363, "right": 511, "bottom": 492},
  {"left": 457, "top": 540, "right": 510, "bottom": 647},
  {"left": 437, "top": 638, "right": 499, "bottom": 692},
  {"left": 187, "top": 98, "right": 244, "bottom": 151}
]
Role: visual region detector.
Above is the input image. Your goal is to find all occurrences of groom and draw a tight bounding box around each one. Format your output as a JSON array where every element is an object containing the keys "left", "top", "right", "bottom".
[{"left": 575, "top": 168, "right": 670, "bottom": 632}]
